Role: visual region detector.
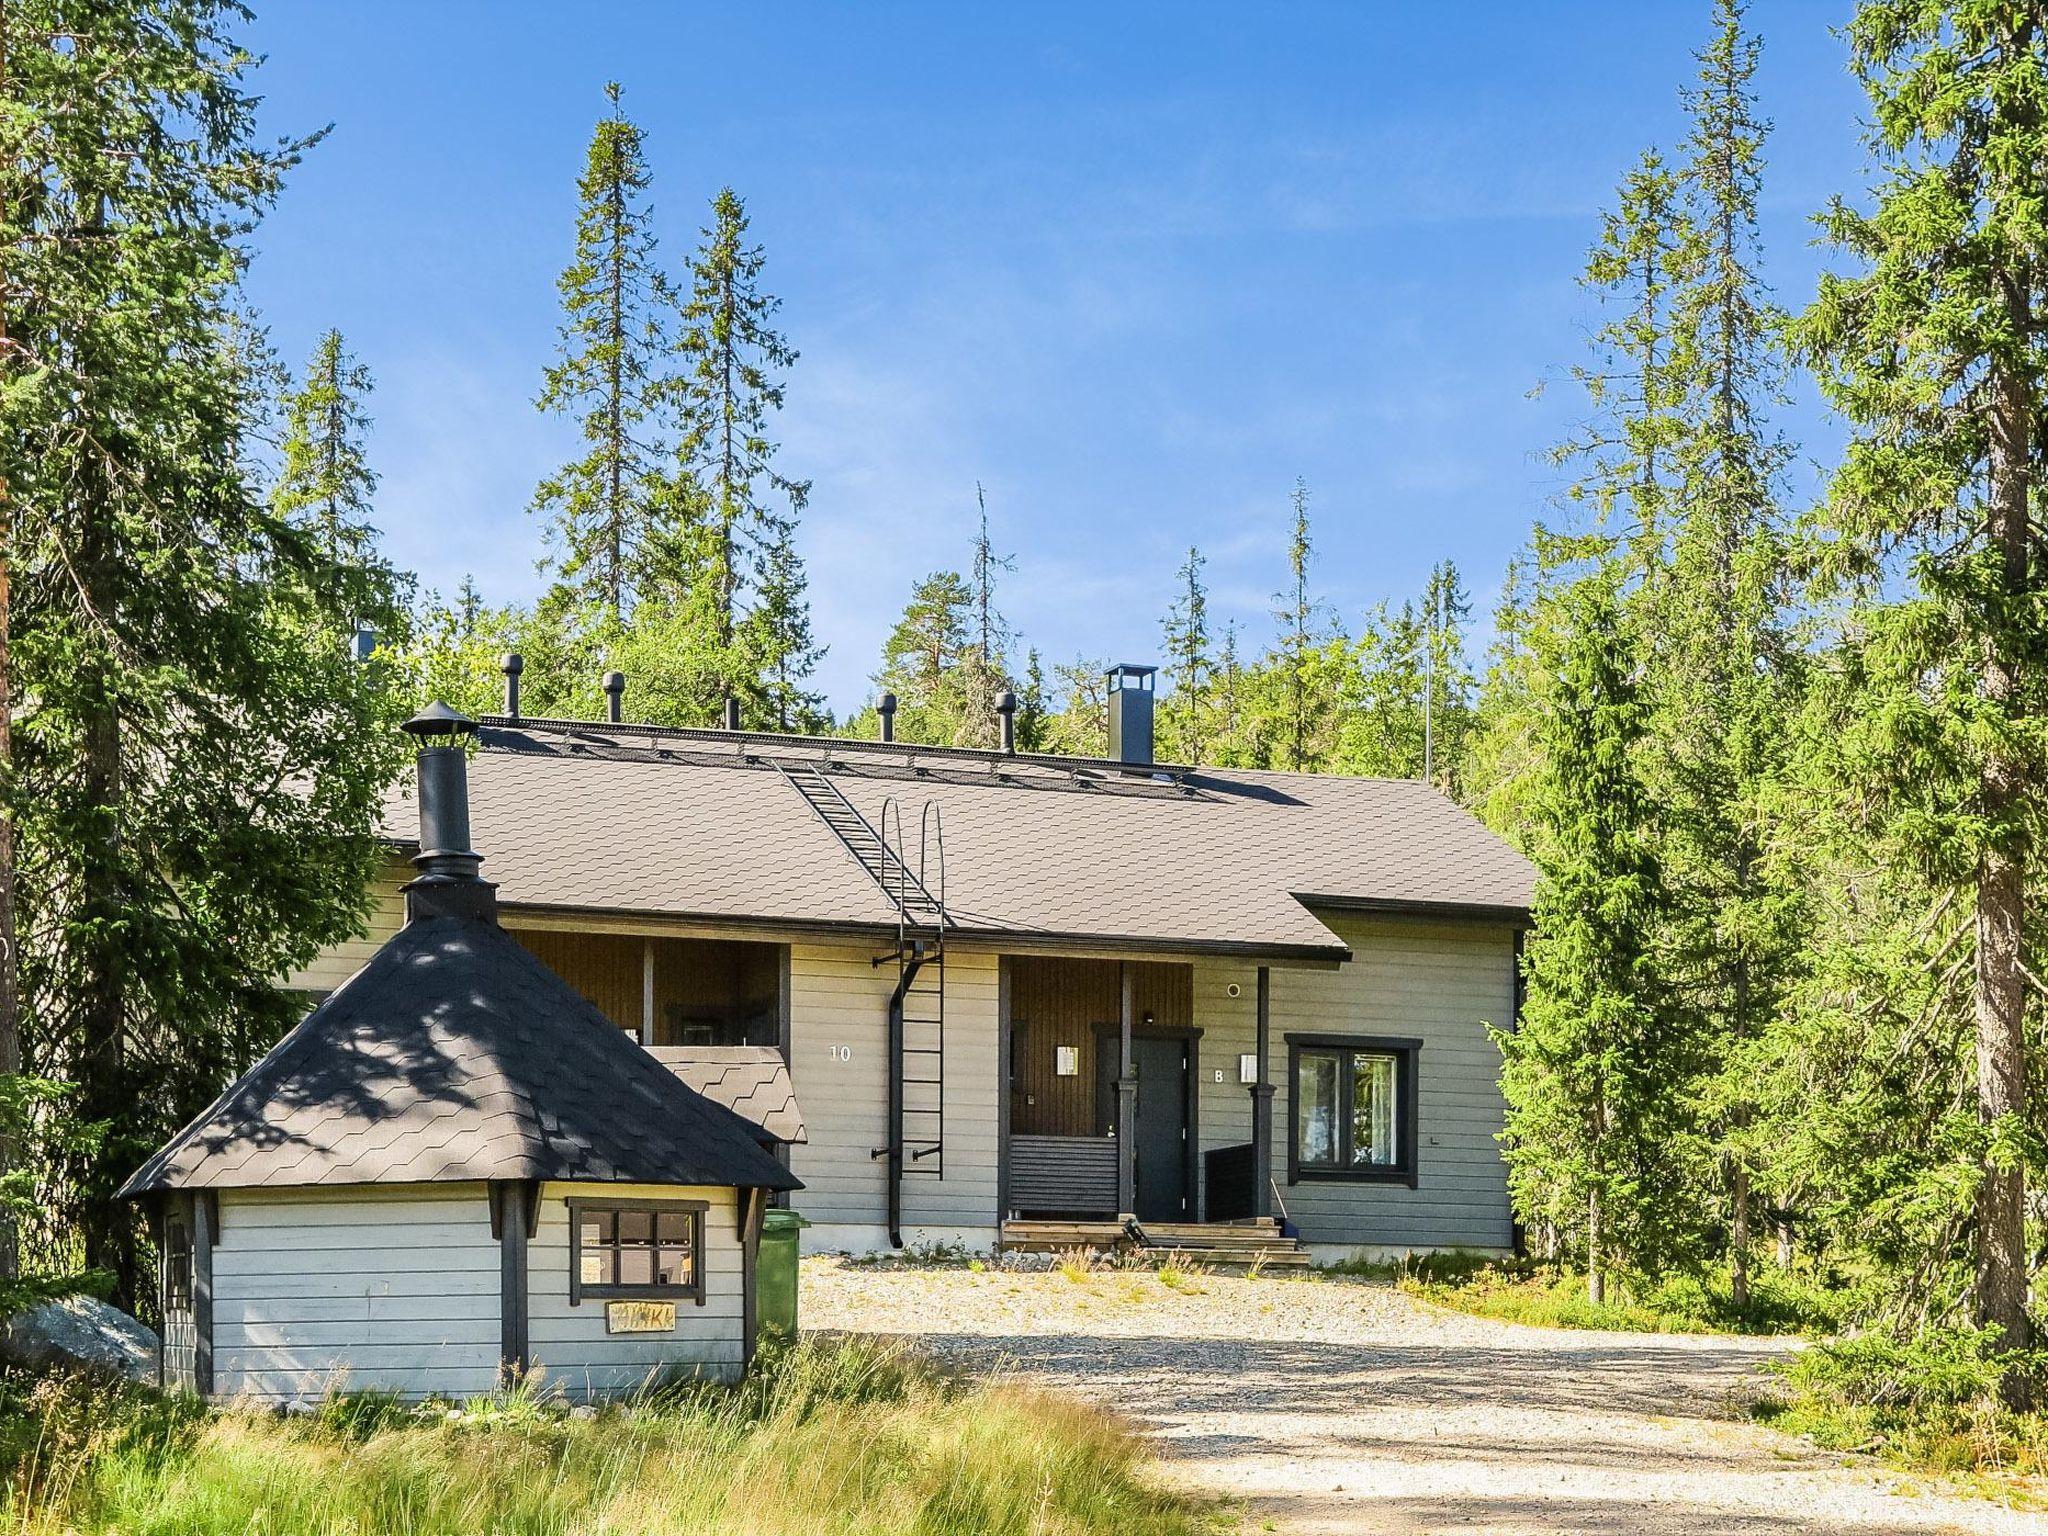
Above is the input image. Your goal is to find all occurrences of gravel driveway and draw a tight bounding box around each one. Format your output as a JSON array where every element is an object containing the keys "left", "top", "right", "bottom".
[{"left": 803, "top": 1257, "right": 2048, "bottom": 1535}]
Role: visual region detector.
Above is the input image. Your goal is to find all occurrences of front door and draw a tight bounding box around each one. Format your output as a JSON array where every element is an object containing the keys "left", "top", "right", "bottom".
[{"left": 1131, "top": 1035, "right": 1189, "bottom": 1221}]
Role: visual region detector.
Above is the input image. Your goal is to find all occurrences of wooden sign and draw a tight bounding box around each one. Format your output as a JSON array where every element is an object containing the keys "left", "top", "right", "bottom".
[{"left": 605, "top": 1300, "right": 676, "bottom": 1334}]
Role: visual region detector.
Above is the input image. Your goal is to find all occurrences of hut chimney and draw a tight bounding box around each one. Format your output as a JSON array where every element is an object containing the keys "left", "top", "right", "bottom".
[
  {"left": 723, "top": 695, "right": 741, "bottom": 732},
  {"left": 401, "top": 703, "right": 495, "bottom": 922},
  {"left": 603, "top": 671, "right": 625, "bottom": 724},
  {"left": 878, "top": 692, "right": 897, "bottom": 743}
]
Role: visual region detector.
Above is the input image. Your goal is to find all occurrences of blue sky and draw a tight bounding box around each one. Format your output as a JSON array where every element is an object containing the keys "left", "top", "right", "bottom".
[{"left": 241, "top": 3, "right": 1866, "bottom": 715}]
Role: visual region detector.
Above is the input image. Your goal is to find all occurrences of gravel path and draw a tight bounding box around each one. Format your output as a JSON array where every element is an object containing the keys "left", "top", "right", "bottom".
[{"left": 804, "top": 1257, "right": 2048, "bottom": 1535}]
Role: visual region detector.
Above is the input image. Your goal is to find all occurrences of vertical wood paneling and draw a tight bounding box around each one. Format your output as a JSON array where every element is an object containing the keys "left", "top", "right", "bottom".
[{"left": 1007, "top": 958, "right": 1188, "bottom": 1136}]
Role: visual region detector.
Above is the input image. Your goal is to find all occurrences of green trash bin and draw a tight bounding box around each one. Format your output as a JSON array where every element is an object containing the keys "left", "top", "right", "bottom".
[{"left": 757, "top": 1207, "right": 809, "bottom": 1343}]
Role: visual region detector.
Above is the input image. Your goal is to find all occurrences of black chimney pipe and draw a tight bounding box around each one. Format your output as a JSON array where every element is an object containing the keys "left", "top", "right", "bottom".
[
  {"left": 723, "top": 695, "right": 741, "bottom": 731},
  {"left": 878, "top": 692, "right": 897, "bottom": 743},
  {"left": 603, "top": 671, "right": 625, "bottom": 724},
  {"left": 996, "top": 690, "right": 1017, "bottom": 753},
  {"left": 401, "top": 702, "right": 495, "bottom": 922},
  {"left": 500, "top": 652, "right": 523, "bottom": 720},
  {"left": 1106, "top": 664, "right": 1157, "bottom": 766}
]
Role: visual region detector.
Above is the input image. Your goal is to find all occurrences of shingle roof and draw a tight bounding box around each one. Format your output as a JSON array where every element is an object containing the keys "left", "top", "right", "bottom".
[
  {"left": 648, "top": 1047, "right": 807, "bottom": 1145},
  {"left": 381, "top": 722, "right": 1534, "bottom": 961},
  {"left": 121, "top": 910, "right": 801, "bottom": 1197}
]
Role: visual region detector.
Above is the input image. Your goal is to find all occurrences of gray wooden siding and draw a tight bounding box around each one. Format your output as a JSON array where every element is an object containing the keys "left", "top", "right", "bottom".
[
  {"left": 785, "top": 943, "right": 1001, "bottom": 1245},
  {"left": 527, "top": 1182, "right": 746, "bottom": 1392},
  {"left": 211, "top": 1186, "right": 502, "bottom": 1403},
  {"left": 1196, "top": 912, "right": 1515, "bottom": 1252}
]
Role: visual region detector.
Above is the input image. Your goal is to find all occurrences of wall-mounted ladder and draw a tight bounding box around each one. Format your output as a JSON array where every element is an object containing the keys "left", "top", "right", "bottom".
[{"left": 775, "top": 763, "right": 948, "bottom": 1248}]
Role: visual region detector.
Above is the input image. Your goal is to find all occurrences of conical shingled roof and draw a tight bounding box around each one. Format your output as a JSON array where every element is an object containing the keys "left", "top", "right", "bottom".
[{"left": 120, "top": 910, "right": 799, "bottom": 1197}]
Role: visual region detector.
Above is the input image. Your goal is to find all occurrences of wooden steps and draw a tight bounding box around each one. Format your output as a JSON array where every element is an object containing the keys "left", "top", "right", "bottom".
[{"left": 999, "top": 1216, "right": 1310, "bottom": 1268}]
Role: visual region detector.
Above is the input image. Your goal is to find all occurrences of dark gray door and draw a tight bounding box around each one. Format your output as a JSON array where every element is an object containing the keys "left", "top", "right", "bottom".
[{"left": 1132, "top": 1035, "right": 1189, "bottom": 1221}]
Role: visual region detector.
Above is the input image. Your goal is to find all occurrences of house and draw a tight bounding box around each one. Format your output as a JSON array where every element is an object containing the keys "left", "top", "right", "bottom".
[
  {"left": 121, "top": 705, "right": 802, "bottom": 1402},
  {"left": 287, "top": 661, "right": 1535, "bottom": 1264}
]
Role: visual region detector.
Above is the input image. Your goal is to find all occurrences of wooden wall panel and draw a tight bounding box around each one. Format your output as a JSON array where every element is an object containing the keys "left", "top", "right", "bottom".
[
  {"left": 516, "top": 930, "right": 643, "bottom": 1034},
  {"left": 1006, "top": 958, "right": 1190, "bottom": 1136}
]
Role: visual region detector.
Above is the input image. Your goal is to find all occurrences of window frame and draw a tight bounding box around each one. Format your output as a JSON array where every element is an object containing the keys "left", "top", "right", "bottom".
[
  {"left": 162, "top": 1217, "right": 192, "bottom": 1312},
  {"left": 566, "top": 1197, "right": 708, "bottom": 1307},
  {"left": 1284, "top": 1034, "right": 1421, "bottom": 1188}
]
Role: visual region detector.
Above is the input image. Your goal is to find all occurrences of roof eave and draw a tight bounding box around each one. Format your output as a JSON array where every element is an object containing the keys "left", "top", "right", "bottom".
[
  {"left": 1296, "top": 893, "right": 1533, "bottom": 926},
  {"left": 498, "top": 900, "right": 1350, "bottom": 966}
]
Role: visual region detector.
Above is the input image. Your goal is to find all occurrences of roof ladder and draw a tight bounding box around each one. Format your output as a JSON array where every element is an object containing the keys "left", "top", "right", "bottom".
[{"left": 773, "top": 763, "right": 949, "bottom": 1248}]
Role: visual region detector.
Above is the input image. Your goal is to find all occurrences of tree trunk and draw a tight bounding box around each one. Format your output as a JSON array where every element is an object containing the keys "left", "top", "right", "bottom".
[
  {"left": 1775, "top": 1216, "right": 1794, "bottom": 1271},
  {"left": 1975, "top": 346, "right": 2032, "bottom": 1376},
  {"left": 0, "top": 0, "right": 23, "bottom": 1283},
  {"left": 1730, "top": 1161, "right": 1750, "bottom": 1313},
  {"left": 1587, "top": 1190, "right": 1604, "bottom": 1306}
]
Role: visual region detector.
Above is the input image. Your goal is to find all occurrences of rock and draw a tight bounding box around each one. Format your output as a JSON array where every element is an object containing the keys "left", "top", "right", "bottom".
[{"left": 0, "top": 1295, "right": 157, "bottom": 1383}]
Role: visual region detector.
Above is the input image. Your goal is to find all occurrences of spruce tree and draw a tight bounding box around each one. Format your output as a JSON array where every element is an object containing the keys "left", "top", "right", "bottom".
[
  {"left": 1500, "top": 575, "right": 1694, "bottom": 1302},
  {"left": 1161, "top": 546, "right": 1212, "bottom": 764},
  {"left": 1796, "top": 0, "right": 2048, "bottom": 1359},
  {"left": 274, "top": 330, "right": 383, "bottom": 568},
  {"left": 1264, "top": 478, "right": 1340, "bottom": 771},
  {"left": 1657, "top": 0, "right": 1804, "bottom": 1310},
  {"left": 1, "top": 0, "right": 408, "bottom": 1298},
  {"left": 954, "top": 484, "right": 1015, "bottom": 749},
  {"left": 745, "top": 516, "right": 828, "bottom": 732},
  {"left": 674, "top": 187, "right": 810, "bottom": 710},
  {"left": 531, "top": 82, "right": 673, "bottom": 622}
]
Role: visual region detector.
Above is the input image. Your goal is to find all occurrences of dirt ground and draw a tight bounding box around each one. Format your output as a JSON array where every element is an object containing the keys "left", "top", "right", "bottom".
[{"left": 803, "top": 1256, "right": 2048, "bottom": 1536}]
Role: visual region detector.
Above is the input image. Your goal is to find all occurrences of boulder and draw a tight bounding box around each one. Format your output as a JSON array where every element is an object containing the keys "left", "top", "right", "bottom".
[{"left": 0, "top": 1295, "right": 157, "bottom": 1383}]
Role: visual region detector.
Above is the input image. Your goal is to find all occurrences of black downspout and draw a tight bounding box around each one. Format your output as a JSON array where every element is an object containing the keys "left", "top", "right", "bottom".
[{"left": 882, "top": 956, "right": 925, "bottom": 1249}]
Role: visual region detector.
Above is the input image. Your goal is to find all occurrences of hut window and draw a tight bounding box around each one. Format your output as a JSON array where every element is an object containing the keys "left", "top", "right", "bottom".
[
  {"left": 163, "top": 1219, "right": 192, "bottom": 1311},
  {"left": 1285, "top": 1034, "right": 1421, "bottom": 1188},
  {"left": 567, "top": 1198, "right": 707, "bottom": 1306}
]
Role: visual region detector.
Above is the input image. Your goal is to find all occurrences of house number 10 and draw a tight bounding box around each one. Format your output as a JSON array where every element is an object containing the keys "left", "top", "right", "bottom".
[{"left": 829, "top": 1045, "right": 852, "bottom": 1062}]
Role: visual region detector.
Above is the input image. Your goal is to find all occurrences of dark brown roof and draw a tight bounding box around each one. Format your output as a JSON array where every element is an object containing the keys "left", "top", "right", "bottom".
[
  {"left": 121, "top": 911, "right": 800, "bottom": 1197},
  {"left": 378, "top": 721, "right": 1535, "bottom": 959},
  {"left": 648, "top": 1047, "right": 807, "bottom": 1144}
]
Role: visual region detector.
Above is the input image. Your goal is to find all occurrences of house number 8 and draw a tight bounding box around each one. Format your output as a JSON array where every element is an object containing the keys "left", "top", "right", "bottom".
[{"left": 829, "top": 1045, "right": 852, "bottom": 1062}]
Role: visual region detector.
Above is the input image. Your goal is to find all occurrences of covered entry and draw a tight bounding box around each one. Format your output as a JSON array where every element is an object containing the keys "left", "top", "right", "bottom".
[{"left": 1003, "top": 957, "right": 1196, "bottom": 1220}]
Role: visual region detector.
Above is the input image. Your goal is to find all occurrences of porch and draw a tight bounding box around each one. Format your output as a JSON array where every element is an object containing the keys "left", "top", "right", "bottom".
[{"left": 1001, "top": 954, "right": 1279, "bottom": 1228}]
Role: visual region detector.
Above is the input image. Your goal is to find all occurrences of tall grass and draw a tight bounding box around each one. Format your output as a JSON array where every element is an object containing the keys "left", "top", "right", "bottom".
[{"left": 0, "top": 1338, "right": 1220, "bottom": 1535}]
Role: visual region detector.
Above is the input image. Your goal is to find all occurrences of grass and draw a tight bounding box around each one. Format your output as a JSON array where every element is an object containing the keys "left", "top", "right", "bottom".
[
  {"left": 1747, "top": 1327, "right": 2048, "bottom": 1506},
  {"left": 0, "top": 1337, "right": 1223, "bottom": 1535},
  {"left": 1326, "top": 1250, "right": 1845, "bottom": 1337}
]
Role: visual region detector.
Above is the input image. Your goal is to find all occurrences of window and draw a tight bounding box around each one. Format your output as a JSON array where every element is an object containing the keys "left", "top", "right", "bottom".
[
  {"left": 162, "top": 1219, "right": 191, "bottom": 1311},
  {"left": 1286, "top": 1035, "right": 1420, "bottom": 1187},
  {"left": 567, "top": 1199, "right": 707, "bottom": 1306}
]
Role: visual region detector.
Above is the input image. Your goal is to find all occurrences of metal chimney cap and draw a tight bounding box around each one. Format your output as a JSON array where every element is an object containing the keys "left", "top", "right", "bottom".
[
  {"left": 602, "top": 671, "right": 625, "bottom": 692},
  {"left": 996, "top": 690, "right": 1017, "bottom": 712},
  {"left": 500, "top": 652, "right": 524, "bottom": 675},
  {"left": 878, "top": 691, "right": 898, "bottom": 711},
  {"left": 403, "top": 701, "right": 479, "bottom": 738}
]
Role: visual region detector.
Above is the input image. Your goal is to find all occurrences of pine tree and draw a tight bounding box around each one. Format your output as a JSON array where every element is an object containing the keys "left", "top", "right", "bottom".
[
  {"left": 875, "top": 571, "right": 972, "bottom": 744},
  {"left": 531, "top": 82, "right": 673, "bottom": 622},
  {"left": 1795, "top": 0, "right": 2048, "bottom": 1362},
  {"left": 1500, "top": 575, "right": 1696, "bottom": 1302},
  {"left": 674, "top": 187, "right": 810, "bottom": 709},
  {"left": 1, "top": 0, "right": 409, "bottom": 1299},
  {"left": 274, "top": 330, "right": 382, "bottom": 568},
  {"left": 1160, "top": 546, "right": 1213, "bottom": 764}
]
